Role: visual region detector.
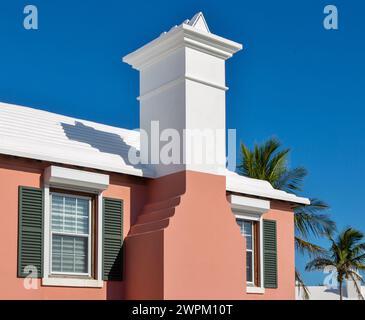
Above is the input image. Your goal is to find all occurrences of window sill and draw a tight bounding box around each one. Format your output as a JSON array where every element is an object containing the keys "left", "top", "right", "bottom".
[
  {"left": 246, "top": 286, "right": 265, "bottom": 294},
  {"left": 42, "top": 277, "right": 103, "bottom": 288}
]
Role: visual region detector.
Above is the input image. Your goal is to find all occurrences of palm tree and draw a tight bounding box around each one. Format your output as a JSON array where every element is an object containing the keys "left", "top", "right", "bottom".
[
  {"left": 306, "top": 228, "right": 365, "bottom": 300},
  {"left": 238, "top": 138, "right": 336, "bottom": 298}
]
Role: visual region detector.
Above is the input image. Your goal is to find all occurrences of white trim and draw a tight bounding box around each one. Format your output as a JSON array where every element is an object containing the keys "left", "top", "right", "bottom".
[
  {"left": 44, "top": 166, "right": 109, "bottom": 192},
  {"left": 123, "top": 23, "right": 242, "bottom": 70},
  {"left": 229, "top": 194, "right": 270, "bottom": 214},
  {"left": 242, "top": 220, "right": 255, "bottom": 286},
  {"left": 235, "top": 209, "right": 266, "bottom": 294},
  {"left": 226, "top": 170, "right": 310, "bottom": 205},
  {"left": 123, "top": 25, "right": 241, "bottom": 67},
  {"left": 259, "top": 215, "right": 264, "bottom": 293},
  {"left": 97, "top": 193, "right": 103, "bottom": 284},
  {"left": 42, "top": 277, "right": 103, "bottom": 288},
  {"left": 43, "top": 184, "right": 51, "bottom": 282},
  {"left": 246, "top": 286, "right": 265, "bottom": 294},
  {"left": 42, "top": 183, "right": 104, "bottom": 288},
  {"left": 137, "top": 74, "right": 228, "bottom": 102},
  {"left": 49, "top": 193, "right": 92, "bottom": 277}
]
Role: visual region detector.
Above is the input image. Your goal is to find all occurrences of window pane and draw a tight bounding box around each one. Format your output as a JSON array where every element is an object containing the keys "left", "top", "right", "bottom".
[
  {"left": 240, "top": 220, "right": 253, "bottom": 250},
  {"left": 75, "top": 237, "right": 88, "bottom": 273},
  {"left": 76, "top": 198, "right": 89, "bottom": 235},
  {"left": 64, "top": 197, "right": 76, "bottom": 233},
  {"left": 243, "top": 221, "right": 252, "bottom": 236},
  {"left": 51, "top": 234, "right": 62, "bottom": 272},
  {"left": 51, "top": 195, "right": 89, "bottom": 235},
  {"left": 51, "top": 195, "right": 64, "bottom": 232},
  {"left": 51, "top": 234, "right": 88, "bottom": 274},
  {"left": 245, "top": 235, "right": 253, "bottom": 250},
  {"left": 246, "top": 251, "right": 253, "bottom": 283}
]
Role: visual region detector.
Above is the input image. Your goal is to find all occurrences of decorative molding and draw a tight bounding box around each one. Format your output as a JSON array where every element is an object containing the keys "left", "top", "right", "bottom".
[
  {"left": 228, "top": 194, "right": 270, "bottom": 215},
  {"left": 138, "top": 74, "right": 228, "bottom": 102},
  {"left": 187, "top": 12, "right": 210, "bottom": 33},
  {"left": 44, "top": 166, "right": 109, "bottom": 192},
  {"left": 123, "top": 23, "right": 242, "bottom": 70}
]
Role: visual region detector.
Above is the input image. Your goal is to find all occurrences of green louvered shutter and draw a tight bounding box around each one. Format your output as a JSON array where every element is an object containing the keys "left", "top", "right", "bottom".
[
  {"left": 103, "top": 198, "right": 123, "bottom": 281},
  {"left": 18, "top": 186, "right": 43, "bottom": 278},
  {"left": 263, "top": 219, "right": 277, "bottom": 288}
]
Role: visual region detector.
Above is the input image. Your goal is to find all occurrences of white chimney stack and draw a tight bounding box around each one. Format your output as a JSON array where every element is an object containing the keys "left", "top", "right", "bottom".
[{"left": 123, "top": 12, "right": 242, "bottom": 177}]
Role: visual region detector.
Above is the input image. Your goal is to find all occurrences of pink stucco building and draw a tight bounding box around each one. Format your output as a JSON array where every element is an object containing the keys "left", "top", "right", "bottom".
[{"left": 0, "top": 13, "right": 308, "bottom": 300}]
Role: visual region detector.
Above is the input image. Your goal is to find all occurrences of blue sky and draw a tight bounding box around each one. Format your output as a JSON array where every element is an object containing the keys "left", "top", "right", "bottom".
[{"left": 0, "top": 0, "right": 364, "bottom": 285}]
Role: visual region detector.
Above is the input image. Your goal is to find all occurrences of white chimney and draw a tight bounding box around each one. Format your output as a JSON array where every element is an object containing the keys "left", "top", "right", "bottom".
[{"left": 123, "top": 12, "right": 242, "bottom": 177}]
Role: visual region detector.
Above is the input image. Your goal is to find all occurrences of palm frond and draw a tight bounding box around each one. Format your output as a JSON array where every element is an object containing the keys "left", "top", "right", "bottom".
[
  {"left": 296, "top": 269, "right": 310, "bottom": 300},
  {"left": 305, "top": 257, "right": 334, "bottom": 272},
  {"left": 348, "top": 271, "right": 364, "bottom": 300},
  {"left": 274, "top": 167, "right": 307, "bottom": 193},
  {"left": 294, "top": 198, "right": 335, "bottom": 239},
  {"left": 295, "top": 237, "right": 325, "bottom": 257}
]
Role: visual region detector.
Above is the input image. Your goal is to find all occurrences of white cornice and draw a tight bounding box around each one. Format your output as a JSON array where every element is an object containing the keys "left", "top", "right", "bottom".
[
  {"left": 123, "top": 23, "right": 242, "bottom": 70},
  {"left": 44, "top": 165, "right": 109, "bottom": 192},
  {"left": 229, "top": 194, "right": 270, "bottom": 215}
]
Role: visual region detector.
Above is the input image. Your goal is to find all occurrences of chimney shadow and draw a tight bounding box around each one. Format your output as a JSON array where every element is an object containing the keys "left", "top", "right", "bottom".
[{"left": 61, "top": 121, "right": 149, "bottom": 175}]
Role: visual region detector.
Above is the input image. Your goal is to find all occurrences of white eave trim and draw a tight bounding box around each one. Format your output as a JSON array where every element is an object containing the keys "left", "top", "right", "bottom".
[
  {"left": 44, "top": 165, "right": 109, "bottom": 192},
  {"left": 228, "top": 195, "right": 270, "bottom": 215},
  {"left": 226, "top": 173, "right": 310, "bottom": 205},
  {"left": 0, "top": 146, "right": 154, "bottom": 178}
]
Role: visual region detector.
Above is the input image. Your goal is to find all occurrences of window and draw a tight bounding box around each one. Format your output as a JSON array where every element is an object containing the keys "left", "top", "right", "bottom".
[
  {"left": 237, "top": 218, "right": 260, "bottom": 287},
  {"left": 50, "top": 193, "right": 92, "bottom": 276},
  {"left": 42, "top": 165, "right": 110, "bottom": 287}
]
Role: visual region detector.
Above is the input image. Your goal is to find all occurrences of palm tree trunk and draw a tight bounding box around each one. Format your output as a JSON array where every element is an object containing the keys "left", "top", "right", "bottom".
[{"left": 339, "top": 280, "right": 343, "bottom": 300}]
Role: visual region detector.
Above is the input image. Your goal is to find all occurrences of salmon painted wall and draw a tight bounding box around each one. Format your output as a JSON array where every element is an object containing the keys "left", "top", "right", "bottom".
[
  {"left": 0, "top": 155, "right": 148, "bottom": 300},
  {"left": 125, "top": 171, "right": 296, "bottom": 300},
  {"left": 125, "top": 170, "right": 246, "bottom": 299},
  {"left": 0, "top": 155, "right": 295, "bottom": 300}
]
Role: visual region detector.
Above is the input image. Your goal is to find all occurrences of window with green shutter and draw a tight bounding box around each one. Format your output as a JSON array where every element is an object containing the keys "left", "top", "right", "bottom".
[
  {"left": 263, "top": 219, "right": 278, "bottom": 288},
  {"left": 102, "top": 198, "right": 123, "bottom": 281},
  {"left": 18, "top": 186, "right": 44, "bottom": 278}
]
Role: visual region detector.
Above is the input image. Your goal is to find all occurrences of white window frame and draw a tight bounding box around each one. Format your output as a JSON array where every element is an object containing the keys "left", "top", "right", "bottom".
[
  {"left": 237, "top": 219, "right": 255, "bottom": 286},
  {"left": 42, "top": 166, "right": 109, "bottom": 288},
  {"left": 229, "top": 195, "right": 269, "bottom": 294},
  {"left": 49, "top": 192, "right": 92, "bottom": 277},
  {"left": 236, "top": 214, "right": 263, "bottom": 290}
]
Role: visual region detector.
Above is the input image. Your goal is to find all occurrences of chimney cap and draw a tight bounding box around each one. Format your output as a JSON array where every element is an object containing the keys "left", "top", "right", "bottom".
[
  {"left": 186, "top": 12, "right": 210, "bottom": 33},
  {"left": 123, "top": 13, "right": 242, "bottom": 70}
]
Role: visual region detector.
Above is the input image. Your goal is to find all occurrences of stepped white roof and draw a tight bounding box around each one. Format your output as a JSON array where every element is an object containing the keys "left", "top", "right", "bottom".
[{"left": 0, "top": 102, "right": 309, "bottom": 205}]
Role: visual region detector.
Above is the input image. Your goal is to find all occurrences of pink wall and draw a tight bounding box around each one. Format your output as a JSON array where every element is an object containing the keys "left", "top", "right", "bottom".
[
  {"left": 125, "top": 171, "right": 296, "bottom": 300},
  {"left": 0, "top": 156, "right": 295, "bottom": 300},
  {"left": 0, "top": 156, "right": 147, "bottom": 300}
]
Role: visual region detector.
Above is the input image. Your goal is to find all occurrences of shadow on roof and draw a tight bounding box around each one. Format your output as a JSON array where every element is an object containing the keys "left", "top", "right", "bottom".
[{"left": 61, "top": 121, "right": 150, "bottom": 175}]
